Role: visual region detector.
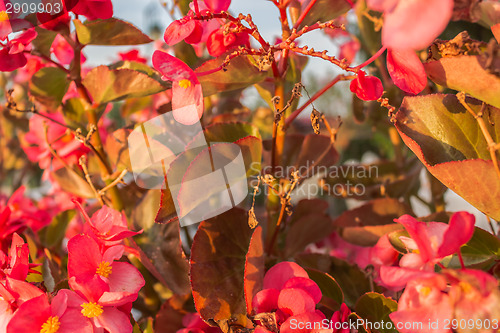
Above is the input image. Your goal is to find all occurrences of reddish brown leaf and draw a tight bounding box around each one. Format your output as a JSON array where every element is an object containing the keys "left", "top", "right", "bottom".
[{"left": 244, "top": 226, "right": 265, "bottom": 315}]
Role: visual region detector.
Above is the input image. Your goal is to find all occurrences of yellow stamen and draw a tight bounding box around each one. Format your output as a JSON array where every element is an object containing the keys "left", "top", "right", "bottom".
[
  {"left": 96, "top": 261, "right": 112, "bottom": 278},
  {"left": 419, "top": 286, "right": 432, "bottom": 296},
  {"left": 81, "top": 302, "right": 103, "bottom": 318},
  {"left": 40, "top": 316, "right": 61, "bottom": 333},
  {"left": 459, "top": 281, "right": 472, "bottom": 294},
  {"left": 0, "top": 11, "right": 9, "bottom": 22},
  {"left": 178, "top": 79, "right": 192, "bottom": 89}
]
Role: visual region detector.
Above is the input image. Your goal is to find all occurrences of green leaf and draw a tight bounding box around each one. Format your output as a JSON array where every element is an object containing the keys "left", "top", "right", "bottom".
[
  {"left": 51, "top": 166, "right": 95, "bottom": 198},
  {"left": 132, "top": 190, "right": 190, "bottom": 295},
  {"left": 244, "top": 226, "right": 265, "bottom": 314},
  {"left": 29, "top": 67, "right": 69, "bottom": 110},
  {"left": 334, "top": 198, "right": 411, "bottom": 246},
  {"left": 395, "top": 94, "right": 500, "bottom": 220},
  {"left": 297, "top": 0, "right": 353, "bottom": 28},
  {"left": 196, "top": 55, "right": 267, "bottom": 96},
  {"left": 74, "top": 18, "right": 152, "bottom": 45},
  {"left": 296, "top": 253, "right": 374, "bottom": 307},
  {"left": 32, "top": 27, "right": 57, "bottom": 56},
  {"left": 304, "top": 268, "right": 344, "bottom": 309},
  {"left": 355, "top": 293, "right": 398, "bottom": 333},
  {"left": 83, "top": 66, "right": 166, "bottom": 104},
  {"left": 190, "top": 208, "right": 254, "bottom": 322},
  {"left": 42, "top": 210, "right": 75, "bottom": 248},
  {"left": 425, "top": 55, "right": 500, "bottom": 109},
  {"left": 62, "top": 98, "right": 86, "bottom": 128},
  {"left": 387, "top": 229, "right": 410, "bottom": 253},
  {"left": 451, "top": 227, "right": 500, "bottom": 267}
]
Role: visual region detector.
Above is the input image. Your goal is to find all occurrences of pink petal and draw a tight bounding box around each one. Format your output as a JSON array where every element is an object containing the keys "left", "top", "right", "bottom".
[
  {"left": 0, "top": 48, "right": 27, "bottom": 71},
  {"left": 280, "top": 312, "right": 327, "bottom": 333},
  {"left": 437, "top": 211, "right": 475, "bottom": 258},
  {"left": 382, "top": 0, "right": 454, "bottom": 50},
  {"left": 493, "top": 23, "right": 500, "bottom": 43},
  {"left": 349, "top": 71, "right": 384, "bottom": 101},
  {"left": 283, "top": 277, "right": 322, "bottom": 304},
  {"left": 395, "top": 215, "right": 434, "bottom": 262},
  {"left": 91, "top": 205, "right": 124, "bottom": 234},
  {"left": 57, "top": 289, "right": 86, "bottom": 308},
  {"left": 94, "top": 307, "right": 133, "bottom": 333},
  {"left": 107, "top": 262, "right": 145, "bottom": 294},
  {"left": 252, "top": 288, "right": 280, "bottom": 313},
  {"left": 366, "top": 0, "right": 398, "bottom": 12},
  {"left": 379, "top": 266, "right": 435, "bottom": 290},
  {"left": 51, "top": 291, "right": 69, "bottom": 318},
  {"left": 386, "top": 49, "right": 427, "bottom": 94},
  {"left": 278, "top": 288, "right": 316, "bottom": 317},
  {"left": 203, "top": 0, "right": 231, "bottom": 12},
  {"left": 172, "top": 83, "right": 204, "bottom": 125},
  {"left": 69, "top": 275, "right": 109, "bottom": 302},
  {"left": 399, "top": 252, "right": 426, "bottom": 269},
  {"left": 370, "top": 234, "right": 398, "bottom": 267},
  {"left": 152, "top": 50, "right": 198, "bottom": 83},
  {"left": 5, "top": 278, "right": 44, "bottom": 304},
  {"left": 164, "top": 20, "right": 197, "bottom": 45},
  {"left": 263, "top": 262, "right": 309, "bottom": 290},
  {"left": 102, "top": 245, "right": 125, "bottom": 263},
  {"left": 339, "top": 40, "right": 360, "bottom": 65},
  {"left": 98, "top": 292, "right": 138, "bottom": 307},
  {"left": 5, "top": 295, "right": 50, "bottom": 333},
  {"left": 67, "top": 235, "right": 102, "bottom": 279},
  {"left": 7, "top": 233, "right": 29, "bottom": 280},
  {"left": 59, "top": 308, "right": 94, "bottom": 333}
]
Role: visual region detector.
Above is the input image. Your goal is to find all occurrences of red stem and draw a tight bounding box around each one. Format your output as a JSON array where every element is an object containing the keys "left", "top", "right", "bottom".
[
  {"left": 293, "top": 0, "right": 318, "bottom": 29},
  {"left": 458, "top": 250, "right": 466, "bottom": 269},
  {"left": 354, "top": 45, "right": 387, "bottom": 70},
  {"left": 284, "top": 74, "right": 343, "bottom": 129}
]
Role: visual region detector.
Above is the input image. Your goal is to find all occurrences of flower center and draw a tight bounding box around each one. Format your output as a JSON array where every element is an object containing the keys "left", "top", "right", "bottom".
[
  {"left": 419, "top": 286, "right": 432, "bottom": 296},
  {"left": 96, "top": 261, "right": 112, "bottom": 278},
  {"left": 81, "top": 302, "right": 103, "bottom": 318},
  {"left": 459, "top": 281, "right": 472, "bottom": 294},
  {"left": 0, "top": 11, "right": 9, "bottom": 22},
  {"left": 178, "top": 79, "right": 192, "bottom": 89},
  {"left": 40, "top": 316, "right": 60, "bottom": 333}
]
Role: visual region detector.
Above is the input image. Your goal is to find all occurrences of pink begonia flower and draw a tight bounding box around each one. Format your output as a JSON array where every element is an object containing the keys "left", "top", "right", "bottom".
[
  {"left": 349, "top": 71, "right": 384, "bottom": 101},
  {"left": 330, "top": 303, "right": 351, "bottom": 333},
  {"left": 386, "top": 49, "right": 427, "bottom": 94},
  {"left": 152, "top": 50, "right": 204, "bottom": 125},
  {"left": 118, "top": 49, "right": 147, "bottom": 64},
  {"left": 0, "top": 28, "right": 37, "bottom": 72},
  {"left": 0, "top": 233, "right": 29, "bottom": 280},
  {"left": 23, "top": 113, "right": 88, "bottom": 172},
  {"left": 50, "top": 34, "right": 86, "bottom": 65},
  {"left": 448, "top": 269, "right": 500, "bottom": 324},
  {"left": 339, "top": 40, "right": 360, "bottom": 65},
  {"left": 206, "top": 26, "right": 250, "bottom": 57},
  {"left": 58, "top": 285, "right": 136, "bottom": 333},
  {"left": 367, "top": 0, "right": 454, "bottom": 50},
  {"left": 380, "top": 212, "right": 475, "bottom": 289},
  {"left": 72, "top": 0, "right": 113, "bottom": 20},
  {"left": 280, "top": 311, "right": 332, "bottom": 333},
  {"left": 73, "top": 202, "right": 142, "bottom": 246},
  {"left": 390, "top": 274, "right": 453, "bottom": 333},
  {"left": 67, "top": 235, "right": 145, "bottom": 297},
  {"left": 6, "top": 186, "right": 51, "bottom": 232},
  {"left": 177, "top": 313, "right": 222, "bottom": 333},
  {"left": 6, "top": 293, "right": 93, "bottom": 333},
  {"left": 493, "top": 23, "right": 500, "bottom": 43},
  {"left": 36, "top": 0, "right": 71, "bottom": 31},
  {"left": 203, "top": 0, "right": 231, "bottom": 12},
  {"left": 253, "top": 262, "right": 325, "bottom": 329}
]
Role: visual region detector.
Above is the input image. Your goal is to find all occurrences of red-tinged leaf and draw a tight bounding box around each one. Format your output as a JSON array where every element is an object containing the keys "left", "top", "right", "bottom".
[
  {"left": 334, "top": 198, "right": 411, "bottom": 246},
  {"left": 279, "top": 134, "right": 339, "bottom": 177},
  {"left": 190, "top": 208, "right": 254, "bottom": 322},
  {"left": 424, "top": 55, "right": 500, "bottom": 109},
  {"left": 154, "top": 294, "right": 192, "bottom": 333},
  {"left": 395, "top": 94, "right": 500, "bottom": 220},
  {"left": 350, "top": 72, "right": 384, "bottom": 101},
  {"left": 493, "top": 23, "right": 500, "bottom": 43},
  {"left": 386, "top": 49, "right": 427, "bottom": 94},
  {"left": 284, "top": 212, "right": 333, "bottom": 257},
  {"left": 304, "top": 268, "right": 344, "bottom": 310},
  {"left": 74, "top": 18, "right": 152, "bottom": 45},
  {"left": 105, "top": 129, "right": 132, "bottom": 171},
  {"left": 355, "top": 293, "right": 398, "bottom": 333},
  {"left": 51, "top": 166, "right": 95, "bottom": 199},
  {"left": 244, "top": 226, "right": 265, "bottom": 315},
  {"left": 132, "top": 190, "right": 190, "bottom": 295},
  {"left": 83, "top": 66, "right": 166, "bottom": 104},
  {"left": 155, "top": 189, "right": 178, "bottom": 224},
  {"left": 195, "top": 55, "right": 267, "bottom": 96},
  {"left": 29, "top": 67, "right": 70, "bottom": 110},
  {"left": 297, "top": 0, "right": 353, "bottom": 28}
]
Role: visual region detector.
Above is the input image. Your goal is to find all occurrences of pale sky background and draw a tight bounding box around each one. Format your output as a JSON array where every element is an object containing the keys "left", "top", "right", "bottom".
[{"left": 88, "top": 0, "right": 494, "bottom": 230}]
